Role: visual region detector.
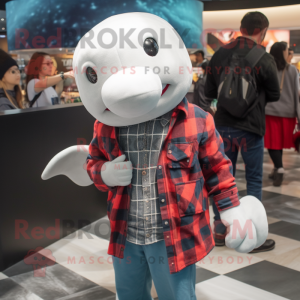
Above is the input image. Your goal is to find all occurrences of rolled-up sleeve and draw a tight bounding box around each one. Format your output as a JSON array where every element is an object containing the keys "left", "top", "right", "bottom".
[
  {"left": 86, "top": 121, "right": 115, "bottom": 193},
  {"left": 198, "top": 113, "right": 240, "bottom": 211}
]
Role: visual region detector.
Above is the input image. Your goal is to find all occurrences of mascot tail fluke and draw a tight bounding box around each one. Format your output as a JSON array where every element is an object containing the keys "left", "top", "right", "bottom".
[{"left": 42, "top": 145, "right": 93, "bottom": 186}]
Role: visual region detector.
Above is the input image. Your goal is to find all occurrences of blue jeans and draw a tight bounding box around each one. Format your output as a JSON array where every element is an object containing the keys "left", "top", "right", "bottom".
[
  {"left": 213, "top": 126, "right": 264, "bottom": 234},
  {"left": 113, "top": 240, "right": 196, "bottom": 300}
]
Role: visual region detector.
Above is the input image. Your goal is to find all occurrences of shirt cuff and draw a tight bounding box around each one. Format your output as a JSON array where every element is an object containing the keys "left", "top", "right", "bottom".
[
  {"left": 90, "top": 160, "right": 117, "bottom": 193},
  {"left": 213, "top": 187, "right": 240, "bottom": 212}
]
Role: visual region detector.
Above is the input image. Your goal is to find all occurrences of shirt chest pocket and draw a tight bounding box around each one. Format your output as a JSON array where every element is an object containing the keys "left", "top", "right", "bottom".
[
  {"left": 175, "top": 178, "right": 205, "bottom": 217},
  {"left": 167, "top": 142, "right": 197, "bottom": 168}
]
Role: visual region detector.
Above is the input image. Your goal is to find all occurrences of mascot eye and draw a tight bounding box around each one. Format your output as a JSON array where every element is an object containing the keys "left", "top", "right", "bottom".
[
  {"left": 86, "top": 67, "right": 98, "bottom": 84},
  {"left": 143, "top": 38, "right": 159, "bottom": 56}
]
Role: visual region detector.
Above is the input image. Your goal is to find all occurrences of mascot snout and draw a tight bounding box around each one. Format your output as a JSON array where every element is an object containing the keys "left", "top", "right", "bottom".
[{"left": 101, "top": 67, "right": 162, "bottom": 118}]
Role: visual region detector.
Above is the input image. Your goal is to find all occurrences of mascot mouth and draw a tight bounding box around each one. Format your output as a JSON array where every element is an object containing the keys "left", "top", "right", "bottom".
[
  {"left": 105, "top": 83, "right": 170, "bottom": 111},
  {"left": 161, "top": 84, "right": 170, "bottom": 96}
]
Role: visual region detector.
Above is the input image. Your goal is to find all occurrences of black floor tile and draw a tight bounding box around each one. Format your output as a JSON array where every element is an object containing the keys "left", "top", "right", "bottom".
[
  {"left": 237, "top": 190, "right": 282, "bottom": 201},
  {"left": 195, "top": 266, "right": 219, "bottom": 284},
  {"left": 226, "top": 261, "right": 300, "bottom": 300},
  {"left": 238, "top": 190, "right": 247, "bottom": 198},
  {"left": 262, "top": 194, "right": 300, "bottom": 207},
  {"left": 261, "top": 191, "right": 285, "bottom": 201},
  {"left": 269, "top": 221, "right": 300, "bottom": 241},
  {"left": 267, "top": 207, "right": 300, "bottom": 226},
  {"left": 10, "top": 263, "right": 97, "bottom": 300},
  {"left": 0, "top": 278, "right": 42, "bottom": 299}
]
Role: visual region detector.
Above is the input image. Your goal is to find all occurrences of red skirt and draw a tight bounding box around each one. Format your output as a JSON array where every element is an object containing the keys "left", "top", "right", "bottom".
[{"left": 264, "top": 115, "right": 297, "bottom": 149}]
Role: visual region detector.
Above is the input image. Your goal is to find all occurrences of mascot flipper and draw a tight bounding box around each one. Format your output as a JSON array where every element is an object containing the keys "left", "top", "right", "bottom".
[{"left": 41, "top": 145, "right": 93, "bottom": 186}]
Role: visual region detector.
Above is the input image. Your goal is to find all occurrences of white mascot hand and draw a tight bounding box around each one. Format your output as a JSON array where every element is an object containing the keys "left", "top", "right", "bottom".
[
  {"left": 219, "top": 196, "right": 268, "bottom": 253},
  {"left": 101, "top": 155, "right": 133, "bottom": 187}
]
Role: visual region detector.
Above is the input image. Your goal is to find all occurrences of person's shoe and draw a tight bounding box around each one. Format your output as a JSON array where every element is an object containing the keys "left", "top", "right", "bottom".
[
  {"left": 249, "top": 239, "right": 275, "bottom": 253},
  {"left": 214, "top": 233, "right": 226, "bottom": 246},
  {"left": 268, "top": 168, "right": 277, "bottom": 180},
  {"left": 273, "top": 168, "right": 284, "bottom": 187}
]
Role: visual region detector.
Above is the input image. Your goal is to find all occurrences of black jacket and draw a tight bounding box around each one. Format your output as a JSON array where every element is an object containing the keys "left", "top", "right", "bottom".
[
  {"left": 205, "top": 37, "right": 280, "bottom": 136},
  {"left": 192, "top": 75, "right": 214, "bottom": 110}
]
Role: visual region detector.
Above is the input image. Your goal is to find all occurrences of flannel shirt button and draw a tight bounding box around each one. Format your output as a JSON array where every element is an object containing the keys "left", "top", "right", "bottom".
[
  {"left": 142, "top": 170, "right": 147, "bottom": 175},
  {"left": 168, "top": 150, "right": 172, "bottom": 154},
  {"left": 146, "top": 233, "right": 151, "bottom": 237},
  {"left": 161, "top": 199, "right": 165, "bottom": 203},
  {"left": 172, "top": 262, "right": 174, "bottom": 265},
  {"left": 158, "top": 165, "right": 162, "bottom": 169},
  {"left": 146, "top": 217, "right": 149, "bottom": 220},
  {"left": 187, "top": 159, "right": 189, "bottom": 162},
  {"left": 167, "top": 235, "right": 169, "bottom": 238},
  {"left": 121, "top": 247, "right": 124, "bottom": 251},
  {"left": 165, "top": 221, "right": 168, "bottom": 225}
]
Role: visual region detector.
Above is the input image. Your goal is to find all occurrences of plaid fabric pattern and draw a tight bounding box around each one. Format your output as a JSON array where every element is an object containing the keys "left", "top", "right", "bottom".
[
  {"left": 86, "top": 97, "right": 240, "bottom": 274},
  {"left": 117, "top": 111, "right": 173, "bottom": 245}
]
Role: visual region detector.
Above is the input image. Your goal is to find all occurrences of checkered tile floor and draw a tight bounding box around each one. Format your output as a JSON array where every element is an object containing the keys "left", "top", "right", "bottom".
[{"left": 1, "top": 149, "right": 300, "bottom": 300}]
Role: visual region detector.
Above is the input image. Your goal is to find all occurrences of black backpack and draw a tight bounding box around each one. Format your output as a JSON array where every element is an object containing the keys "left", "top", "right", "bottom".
[{"left": 217, "top": 45, "right": 266, "bottom": 118}]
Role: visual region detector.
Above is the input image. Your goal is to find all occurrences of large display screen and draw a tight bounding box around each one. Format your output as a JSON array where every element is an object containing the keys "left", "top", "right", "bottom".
[
  {"left": 206, "top": 29, "right": 290, "bottom": 55},
  {"left": 6, "top": 0, "right": 203, "bottom": 51}
]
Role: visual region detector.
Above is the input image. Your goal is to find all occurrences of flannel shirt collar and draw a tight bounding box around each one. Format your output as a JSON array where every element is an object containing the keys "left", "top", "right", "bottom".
[{"left": 173, "top": 97, "right": 188, "bottom": 118}]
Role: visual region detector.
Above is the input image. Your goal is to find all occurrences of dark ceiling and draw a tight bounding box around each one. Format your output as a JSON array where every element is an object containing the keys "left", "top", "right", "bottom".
[{"left": 0, "top": 1, "right": 10, "bottom": 11}]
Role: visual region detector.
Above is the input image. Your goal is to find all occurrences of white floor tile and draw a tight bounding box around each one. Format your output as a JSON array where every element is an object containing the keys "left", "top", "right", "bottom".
[
  {"left": 263, "top": 182, "right": 300, "bottom": 198},
  {"left": 39, "top": 230, "right": 117, "bottom": 293},
  {"left": 253, "top": 233, "right": 300, "bottom": 261},
  {"left": 196, "top": 246, "right": 262, "bottom": 275},
  {"left": 0, "top": 272, "right": 8, "bottom": 280},
  {"left": 195, "top": 275, "right": 289, "bottom": 300}
]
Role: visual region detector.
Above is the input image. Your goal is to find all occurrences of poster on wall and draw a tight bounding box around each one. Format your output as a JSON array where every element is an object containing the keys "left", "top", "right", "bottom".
[{"left": 206, "top": 30, "right": 290, "bottom": 55}]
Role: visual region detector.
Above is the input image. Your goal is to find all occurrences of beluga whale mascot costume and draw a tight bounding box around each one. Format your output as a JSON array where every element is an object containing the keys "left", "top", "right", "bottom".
[{"left": 42, "top": 12, "right": 268, "bottom": 300}]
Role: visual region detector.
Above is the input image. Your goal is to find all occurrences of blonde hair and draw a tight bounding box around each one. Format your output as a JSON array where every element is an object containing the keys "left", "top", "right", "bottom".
[{"left": 0, "top": 80, "right": 24, "bottom": 109}]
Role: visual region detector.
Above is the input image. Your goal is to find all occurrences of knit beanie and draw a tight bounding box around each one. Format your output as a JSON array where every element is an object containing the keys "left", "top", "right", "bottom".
[{"left": 0, "top": 49, "right": 19, "bottom": 80}]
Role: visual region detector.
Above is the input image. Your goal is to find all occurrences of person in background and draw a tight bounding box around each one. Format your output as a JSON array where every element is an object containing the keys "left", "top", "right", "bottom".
[
  {"left": 0, "top": 49, "right": 26, "bottom": 111},
  {"left": 189, "top": 49, "right": 206, "bottom": 67},
  {"left": 205, "top": 11, "right": 280, "bottom": 253},
  {"left": 26, "top": 52, "right": 74, "bottom": 107},
  {"left": 189, "top": 52, "right": 197, "bottom": 67},
  {"left": 287, "top": 48, "right": 294, "bottom": 64},
  {"left": 265, "top": 42, "right": 300, "bottom": 186},
  {"left": 191, "top": 61, "right": 214, "bottom": 116}
]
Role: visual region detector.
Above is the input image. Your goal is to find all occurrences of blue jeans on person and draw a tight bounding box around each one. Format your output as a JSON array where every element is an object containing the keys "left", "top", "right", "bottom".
[
  {"left": 213, "top": 126, "right": 264, "bottom": 235},
  {"left": 113, "top": 239, "right": 196, "bottom": 300}
]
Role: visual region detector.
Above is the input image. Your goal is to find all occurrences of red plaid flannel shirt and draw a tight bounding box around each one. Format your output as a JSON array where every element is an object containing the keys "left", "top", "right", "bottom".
[{"left": 86, "top": 97, "right": 240, "bottom": 274}]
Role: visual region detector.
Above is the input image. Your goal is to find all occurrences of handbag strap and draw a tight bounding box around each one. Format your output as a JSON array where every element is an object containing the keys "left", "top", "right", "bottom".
[
  {"left": 280, "top": 67, "right": 287, "bottom": 93},
  {"left": 29, "top": 91, "right": 42, "bottom": 108}
]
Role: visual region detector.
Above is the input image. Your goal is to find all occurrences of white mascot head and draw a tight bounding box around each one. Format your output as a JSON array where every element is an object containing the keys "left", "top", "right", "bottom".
[{"left": 72, "top": 12, "right": 192, "bottom": 126}]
